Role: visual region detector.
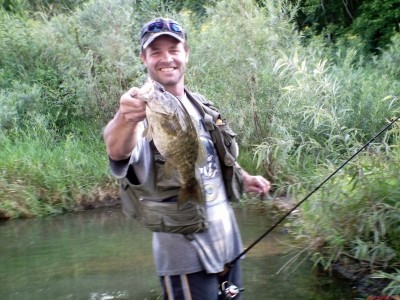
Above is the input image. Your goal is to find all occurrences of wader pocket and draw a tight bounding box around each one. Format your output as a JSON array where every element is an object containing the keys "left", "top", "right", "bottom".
[
  {"left": 120, "top": 179, "right": 208, "bottom": 234},
  {"left": 140, "top": 198, "right": 208, "bottom": 234},
  {"left": 218, "top": 124, "right": 239, "bottom": 160}
]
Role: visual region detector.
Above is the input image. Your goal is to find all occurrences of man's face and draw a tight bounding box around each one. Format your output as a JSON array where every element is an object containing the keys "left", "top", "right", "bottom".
[{"left": 140, "top": 35, "right": 189, "bottom": 91}]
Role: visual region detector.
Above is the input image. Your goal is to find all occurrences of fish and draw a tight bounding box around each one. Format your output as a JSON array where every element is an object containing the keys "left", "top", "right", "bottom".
[{"left": 137, "top": 78, "right": 206, "bottom": 207}]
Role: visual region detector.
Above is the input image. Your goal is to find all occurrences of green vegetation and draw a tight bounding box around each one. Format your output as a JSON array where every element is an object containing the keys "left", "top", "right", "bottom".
[
  {"left": 1, "top": 0, "right": 399, "bottom": 295},
  {"left": 286, "top": 0, "right": 400, "bottom": 54}
]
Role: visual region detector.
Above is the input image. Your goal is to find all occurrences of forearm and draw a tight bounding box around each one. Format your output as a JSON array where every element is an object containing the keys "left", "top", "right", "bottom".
[
  {"left": 235, "top": 162, "right": 248, "bottom": 178},
  {"left": 103, "top": 110, "right": 142, "bottom": 160}
]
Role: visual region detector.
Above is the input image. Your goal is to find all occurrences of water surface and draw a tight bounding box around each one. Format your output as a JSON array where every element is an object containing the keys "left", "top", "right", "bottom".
[{"left": 0, "top": 205, "right": 358, "bottom": 299}]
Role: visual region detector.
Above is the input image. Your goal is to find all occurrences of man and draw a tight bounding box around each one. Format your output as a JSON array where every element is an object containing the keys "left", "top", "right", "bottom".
[{"left": 103, "top": 17, "right": 271, "bottom": 300}]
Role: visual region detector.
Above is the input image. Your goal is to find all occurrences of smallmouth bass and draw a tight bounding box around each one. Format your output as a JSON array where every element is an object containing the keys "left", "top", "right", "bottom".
[{"left": 138, "top": 78, "right": 206, "bottom": 207}]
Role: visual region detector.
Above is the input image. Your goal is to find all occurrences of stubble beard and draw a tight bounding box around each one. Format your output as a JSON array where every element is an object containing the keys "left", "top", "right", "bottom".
[{"left": 151, "top": 67, "right": 185, "bottom": 90}]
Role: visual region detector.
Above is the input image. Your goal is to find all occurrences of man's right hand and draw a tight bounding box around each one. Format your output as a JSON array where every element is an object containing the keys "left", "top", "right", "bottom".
[
  {"left": 103, "top": 87, "right": 147, "bottom": 160},
  {"left": 119, "top": 87, "right": 147, "bottom": 124}
]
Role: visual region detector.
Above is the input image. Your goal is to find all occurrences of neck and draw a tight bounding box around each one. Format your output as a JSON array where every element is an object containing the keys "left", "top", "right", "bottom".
[{"left": 162, "top": 81, "right": 185, "bottom": 97}]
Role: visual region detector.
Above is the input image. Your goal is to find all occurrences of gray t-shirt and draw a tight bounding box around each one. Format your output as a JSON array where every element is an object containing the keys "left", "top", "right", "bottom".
[{"left": 110, "top": 94, "right": 243, "bottom": 276}]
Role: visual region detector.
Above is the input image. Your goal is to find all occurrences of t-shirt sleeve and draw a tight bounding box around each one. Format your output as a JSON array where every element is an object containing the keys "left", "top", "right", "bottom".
[
  {"left": 109, "top": 156, "right": 131, "bottom": 178},
  {"left": 108, "top": 125, "right": 152, "bottom": 187},
  {"left": 108, "top": 136, "right": 145, "bottom": 178}
]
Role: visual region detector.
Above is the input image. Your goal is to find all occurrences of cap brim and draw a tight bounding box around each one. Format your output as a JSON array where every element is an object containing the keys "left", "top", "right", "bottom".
[{"left": 142, "top": 32, "right": 185, "bottom": 50}]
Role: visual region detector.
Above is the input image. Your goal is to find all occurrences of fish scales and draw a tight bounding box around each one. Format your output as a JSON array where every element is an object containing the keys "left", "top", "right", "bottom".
[{"left": 138, "top": 79, "right": 204, "bottom": 207}]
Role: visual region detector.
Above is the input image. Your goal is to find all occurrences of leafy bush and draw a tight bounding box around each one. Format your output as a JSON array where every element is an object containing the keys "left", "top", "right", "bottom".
[
  {"left": 0, "top": 0, "right": 144, "bottom": 138},
  {"left": 187, "top": 0, "right": 301, "bottom": 149}
]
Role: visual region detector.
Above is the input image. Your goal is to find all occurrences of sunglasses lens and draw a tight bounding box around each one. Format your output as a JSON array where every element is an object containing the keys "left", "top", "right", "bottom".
[
  {"left": 141, "top": 20, "right": 184, "bottom": 42},
  {"left": 147, "top": 22, "right": 165, "bottom": 33},
  {"left": 169, "top": 22, "right": 183, "bottom": 33}
]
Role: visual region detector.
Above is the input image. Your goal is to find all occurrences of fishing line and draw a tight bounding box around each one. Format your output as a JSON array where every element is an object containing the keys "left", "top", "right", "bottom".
[{"left": 230, "top": 115, "right": 400, "bottom": 267}]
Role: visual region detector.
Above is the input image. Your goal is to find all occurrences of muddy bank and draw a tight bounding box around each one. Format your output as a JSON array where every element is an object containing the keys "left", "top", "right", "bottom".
[{"left": 332, "top": 257, "right": 391, "bottom": 298}]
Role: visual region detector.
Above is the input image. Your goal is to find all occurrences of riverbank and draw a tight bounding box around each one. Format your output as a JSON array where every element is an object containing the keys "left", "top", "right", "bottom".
[{"left": 333, "top": 257, "right": 392, "bottom": 298}]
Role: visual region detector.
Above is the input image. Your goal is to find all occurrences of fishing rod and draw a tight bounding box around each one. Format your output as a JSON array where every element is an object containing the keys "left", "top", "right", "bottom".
[{"left": 230, "top": 115, "right": 400, "bottom": 267}]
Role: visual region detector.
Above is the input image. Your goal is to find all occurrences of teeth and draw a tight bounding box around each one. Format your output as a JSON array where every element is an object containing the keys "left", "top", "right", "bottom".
[{"left": 160, "top": 68, "right": 175, "bottom": 72}]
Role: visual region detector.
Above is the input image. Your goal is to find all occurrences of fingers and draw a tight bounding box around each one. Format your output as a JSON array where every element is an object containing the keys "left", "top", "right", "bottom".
[
  {"left": 120, "top": 87, "right": 142, "bottom": 107},
  {"left": 119, "top": 87, "right": 146, "bottom": 123},
  {"left": 127, "top": 87, "right": 140, "bottom": 99},
  {"left": 244, "top": 175, "right": 271, "bottom": 195}
]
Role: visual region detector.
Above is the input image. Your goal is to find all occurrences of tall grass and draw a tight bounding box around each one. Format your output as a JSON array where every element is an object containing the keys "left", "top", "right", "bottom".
[{"left": 0, "top": 128, "right": 112, "bottom": 218}]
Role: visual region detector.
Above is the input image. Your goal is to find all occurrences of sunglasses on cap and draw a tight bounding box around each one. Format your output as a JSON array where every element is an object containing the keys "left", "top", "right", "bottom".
[{"left": 141, "top": 21, "right": 185, "bottom": 39}]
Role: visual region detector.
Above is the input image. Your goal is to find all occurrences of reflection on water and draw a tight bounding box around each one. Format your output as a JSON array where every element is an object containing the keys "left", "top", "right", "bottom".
[{"left": 0, "top": 206, "right": 358, "bottom": 300}]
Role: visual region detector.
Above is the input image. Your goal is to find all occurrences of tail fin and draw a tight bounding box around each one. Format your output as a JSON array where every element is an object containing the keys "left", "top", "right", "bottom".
[{"left": 178, "top": 177, "right": 204, "bottom": 208}]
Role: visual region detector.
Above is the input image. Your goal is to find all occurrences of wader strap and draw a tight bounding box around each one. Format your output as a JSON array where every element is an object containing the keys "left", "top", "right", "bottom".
[
  {"left": 185, "top": 89, "right": 218, "bottom": 131},
  {"left": 186, "top": 90, "right": 235, "bottom": 165}
]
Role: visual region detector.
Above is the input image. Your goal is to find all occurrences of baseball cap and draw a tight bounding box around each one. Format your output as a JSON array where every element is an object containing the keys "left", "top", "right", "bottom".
[{"left": 140, "top": 17, "right": 187, "bottom": 50}]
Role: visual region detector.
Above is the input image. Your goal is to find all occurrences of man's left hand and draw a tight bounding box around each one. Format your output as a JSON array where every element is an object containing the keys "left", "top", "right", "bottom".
[{"left": 243, "top": 173, "right": 271, "bottom": 196}]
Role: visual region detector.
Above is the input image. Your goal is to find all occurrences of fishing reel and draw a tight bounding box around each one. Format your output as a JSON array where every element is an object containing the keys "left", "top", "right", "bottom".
[{"left": 218, "top": 281, "right": 244, "bottom": 299}]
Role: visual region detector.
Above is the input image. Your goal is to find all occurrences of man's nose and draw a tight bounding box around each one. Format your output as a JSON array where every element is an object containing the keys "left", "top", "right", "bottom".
[{"left": 162, "top": 53, "right": 173, "bottom": 63}]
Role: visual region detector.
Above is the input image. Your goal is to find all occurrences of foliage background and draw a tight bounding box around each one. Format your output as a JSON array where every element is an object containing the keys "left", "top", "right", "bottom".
[{"left": 1, "top": 0, "right": 400, "bottom": 295}]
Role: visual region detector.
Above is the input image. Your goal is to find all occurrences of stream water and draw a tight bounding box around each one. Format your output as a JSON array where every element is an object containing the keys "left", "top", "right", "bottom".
[{"left": 0, "top": 205, "right": 360, "bottom": 299}]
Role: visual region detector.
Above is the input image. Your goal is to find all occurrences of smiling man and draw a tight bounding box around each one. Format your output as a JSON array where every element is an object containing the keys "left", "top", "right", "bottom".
[
  {"left": 103, "top": 17, "right": 271, "bottom": 300},
  {"left": 140, "top": 22, "right": 188, "bottom": 95}
]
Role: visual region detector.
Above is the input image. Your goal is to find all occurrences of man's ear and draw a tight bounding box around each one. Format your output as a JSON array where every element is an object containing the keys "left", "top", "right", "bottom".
[
  {"left": 185, "top": 48, "right": 190, "bottom": 63},
  {"left": 140, "top": 51, "right": 147, "bottom": 67}
]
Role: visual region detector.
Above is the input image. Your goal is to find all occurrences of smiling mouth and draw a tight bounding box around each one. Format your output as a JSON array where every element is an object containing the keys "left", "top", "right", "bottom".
[{"left": 159, "top": 67, "right": 176, "bottom": 72}]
